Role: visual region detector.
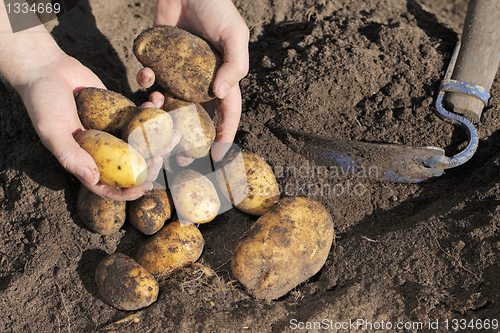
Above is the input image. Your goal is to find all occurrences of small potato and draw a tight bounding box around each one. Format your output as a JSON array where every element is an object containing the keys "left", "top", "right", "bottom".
[
  {"left": 76, "top": 87, "right": 139, "bottom": 137},
  {"left": 128, "top": 186, "right": 174, "bottom": 235},
  {"left": 170, "top": 169, "right": 220, "bottom": 224},
  {"left": 133, "top": 25, "right": 223, "bottom": 103},
  {"left": 122, "top": 108, "right": 174, "bottom": 159},
  {"left": 217, "top": 151, "right": 280, "bottom": 216},
  {"left": 134, "top": 221, "right": 204, "bottom": 276},
  {"left": 164, "top": 96, "right": 215, "bottom": 158},
  {"left": 76, "top": 185, "right": 126, "bottom": 235},
  {"left": 95, "top": 253, "right": 159, "bottom": 311},
  {"left": 231, "top": 197, "right": 335, "bottom": 300},
  {"left": 75, "top": 129, "right": 148, "bottom": 188}
]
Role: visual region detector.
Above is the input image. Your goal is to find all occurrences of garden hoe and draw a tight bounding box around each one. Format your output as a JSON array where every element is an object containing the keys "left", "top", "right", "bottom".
[{"left": 273, "top": 0, "right": 500, "bottom": 183}]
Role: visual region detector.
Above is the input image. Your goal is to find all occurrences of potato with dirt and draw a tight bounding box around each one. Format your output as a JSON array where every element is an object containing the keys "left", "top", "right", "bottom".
[
  {"left": 134, "top": 221, "right": 204, "bottom": 276},
  {"left": 75, "top": 129, "right": 148, "bottom": 188},
  {"left": 164, "top": 96, "right": 215, "bottom": 159},
  {"left": 76, "top": 185, "right": 126, "bottom": 235},
  {"left": 128, "top": 186, "right": 174, "bottom": 235},
  {"left": 231, "top": 197, "right": 335, "bottom": 300},
  {"left": 95, "top": 253, "right": 159, "bottom": 311},
  {"left": 133, "top": 25, "right": 223, "bottom": 103},
  {"left": 217, "top": 151, "right": 280, "bottom": 215},
  {"left": 170, "top": 169, "right": 220, "bottom": 224},
  {"left": 76, "top": 87, "right": 139, "bottom": 137},
  {"left": 122, "top": 107, "right": 174, "bottom": 159}
]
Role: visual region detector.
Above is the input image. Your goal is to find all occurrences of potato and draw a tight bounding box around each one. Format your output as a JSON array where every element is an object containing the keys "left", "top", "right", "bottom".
[
  {"left": 164, "top": 96, "right": 215, "bottom": 158},
  {"left": 170, "top": 169, "right": 220, "bottom": 224},
  {"left": 217, "top": 151, "right": 280, "bottom": 215},
  {"left": 133, "top": 25, "right": 223, "bottom": 103},
  {"left": 95, "top": 253, "right": 159, "bottom": 311},
  {"left": 134, "top": 221, "right": 204, "bottom": 276},
  {"left": 122, "top": 108, "right": 174, "bottom": 159},
  {"left": 76, "top": 87, "right": 139, "bottom": 137},
  {"left": 231, "top": 197, "right": 334, "bottom": 300},
  {"left": 75, "top": 129, "right": 148, "bottom": 188},
  {"left": 76, "top": 185, "right": 126, "bottom": 235},
  {"left": 128, "top": 186, "right": 174, "bottom": 235}
]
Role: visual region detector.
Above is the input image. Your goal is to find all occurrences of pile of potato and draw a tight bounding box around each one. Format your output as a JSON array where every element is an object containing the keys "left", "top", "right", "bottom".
[{"left": 74, "top": 26, "right": 335, "bottom": 311}]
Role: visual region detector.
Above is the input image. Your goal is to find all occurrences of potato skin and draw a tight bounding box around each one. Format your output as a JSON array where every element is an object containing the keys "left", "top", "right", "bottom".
[
  {"left": 128, "top": 187, "right": 174, "bottom": 235},
  {"left": 134, "top": 221, "right": 204, "bottom": 276},
  {"left": 231, "top": 197, "right": 335, "bottom": 300},
  {"left": 133, "top": 25, "right": 223, "bottom": 103},
  {"left": 164, "top": 96, "right": 215, "bottom": 158},
  {"left": 76, "top": 185, "right": 126, "bottom": 235},
  {"left": 95, "top": 253, "right": 159, "bottom": 311},
  {"left": 217, "top": 151, "right": 280, "bottom": 215},
  {"left": 170, "top": 169, "right": 220, "bottom": 224},
  {"left": 76, "top": 87, "right": 138, "bottom": 137},
  {"left": 75, "top": 130, "right": 148, "bottom": 188}
]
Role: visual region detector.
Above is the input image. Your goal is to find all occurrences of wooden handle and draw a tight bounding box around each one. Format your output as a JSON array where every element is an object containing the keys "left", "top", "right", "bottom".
[{"left": 445, "top": 0, "right": 500, "bottom": 123}]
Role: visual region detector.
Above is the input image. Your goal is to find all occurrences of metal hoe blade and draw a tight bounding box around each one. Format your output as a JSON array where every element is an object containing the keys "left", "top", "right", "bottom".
[{"left": 274, "top": 43, "right": 481, "bottom": 183}]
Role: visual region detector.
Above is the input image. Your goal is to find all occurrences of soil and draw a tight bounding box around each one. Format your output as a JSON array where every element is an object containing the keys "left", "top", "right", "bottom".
[{"left": 1, "top": 0, "right": 500, "bottom": 332}]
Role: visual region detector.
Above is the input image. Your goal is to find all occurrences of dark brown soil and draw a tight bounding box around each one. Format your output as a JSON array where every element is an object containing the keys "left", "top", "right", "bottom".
[{"left": 2, "top": 0, "right": 500, "bottom": 332}]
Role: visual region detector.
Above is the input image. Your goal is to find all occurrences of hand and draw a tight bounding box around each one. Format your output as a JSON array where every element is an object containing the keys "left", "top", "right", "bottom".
[
  {"left": 18, "top": 54, "right": 178, "bottom": 200},
  {"left": 137, "top": 0, "right": 249, "bottom": 164}
]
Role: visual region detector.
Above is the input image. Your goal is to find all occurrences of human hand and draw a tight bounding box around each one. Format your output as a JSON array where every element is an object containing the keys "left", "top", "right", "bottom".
[
  {"left": 17, "top": 54, "right": 179, "bottom": 200},
  {"left": 137, "top": 0, "right": 249, "bottom": 165}
]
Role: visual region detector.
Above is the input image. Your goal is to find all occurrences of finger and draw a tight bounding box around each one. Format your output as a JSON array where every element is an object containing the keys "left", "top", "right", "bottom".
[
  {"left": 211, "top": 84, "right": 242, "bottom": 162},
  {"left": 149, "top": 91, "right": 165, "bottom": 109},
  {"left": 88, "top": 183, "right": 149, "bottom": 201},
  {"left": 176, "top": 152, "right": 195, "bottom": 167},
  {"left": 213, "top": 22, "right": 249, "bottom": 99},
  {"left": 160, "top": 129, "right": 181, "bottom": 155},
  {"left": 140, "top": 101, "right": 156, "bottom": 109},
  {"left": 137, "top": 67, "right": 155, "bottom": 88}
]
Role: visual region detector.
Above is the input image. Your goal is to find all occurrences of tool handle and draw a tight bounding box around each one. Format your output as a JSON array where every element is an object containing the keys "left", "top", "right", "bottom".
[{"left": 445, "top": 0, "right": 500, "bottom": 123}]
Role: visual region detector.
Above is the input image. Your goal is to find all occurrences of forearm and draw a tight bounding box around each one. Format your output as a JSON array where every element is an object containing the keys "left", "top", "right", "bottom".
[{"left": 0, "top": 1, "right": 64, "bottom": 91}]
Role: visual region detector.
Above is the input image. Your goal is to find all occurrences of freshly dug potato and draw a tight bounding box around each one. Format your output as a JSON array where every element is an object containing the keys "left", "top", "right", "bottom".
[
  {"left": 134, "top": 221, "right": 204, "bottom": 276},
  {"left": 122, "top": 108, "right": 174, "bottom": 159},
  {"left": 133, "top": 25, "right": 223, "bottom": 103},
  {"left": 164, "top": 96, "right": 215, "bottom": 158},
  {"left": 75, "top": 129, "right": 148, "bottom": 188},
  {"left": 231, "top": 197, "right": 334, "bottom": 300},
  {"left": 128, "top": 186, "right": 174, "bottom": 235},
  {"left": 95, "top": 253, "right": 159, "bottom": 311},
  {"left": 76, "top": 87, "right": 139, "bottom": 137},
  {"left": 170, "top": 169, "right": 220, "bottom": 224},
  {"left": 217, "top": 151, "right": 280, "bottom": 215},
  {"left": 76, "top": 185, "right": 126, "bottom": 235}
]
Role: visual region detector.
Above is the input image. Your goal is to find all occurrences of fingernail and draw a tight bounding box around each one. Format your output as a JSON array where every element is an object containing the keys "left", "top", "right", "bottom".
[
  {"left": 214, "top": 82, "right": 230, "bottom": 99},
  {"left": 142, "top": 72, "right": 152, "bottom": 82}
]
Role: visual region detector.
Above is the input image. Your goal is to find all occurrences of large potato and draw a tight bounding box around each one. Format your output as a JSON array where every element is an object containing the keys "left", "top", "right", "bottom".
[
  {"left": 164, "top": 96, "right": 215, "bottom": 158},
  {"left": 95, "top": 253, "right": 159, "bottom": 311},
  {"left": 76, "top": 87, "right": 139, "bottom": 137},
  {"left": 134, "top": 221, "right": 204, "bottom": 276},
  {"left": 122, "top": 108, "right": 174, "bottom": 159},
  {"left": 170, "top": 169, "right": 220, "bottom": 224},
  {"left": 231, "top": 197, "right": 334, "bottom": 300},
  {"left": 133, "top": 25, "right": 223, "bottom": 103},
  {"left": 217, "top": 151, "right": 280, "bottom": 215},
  {"left": 128, "top": 186, "right": 174, "bottom": 235},
  {"left": 75, "top": 129, "right": 148, "bottom": 188},
  {"left": 76, "top": 185, "right": 126, "bottom": 235}
]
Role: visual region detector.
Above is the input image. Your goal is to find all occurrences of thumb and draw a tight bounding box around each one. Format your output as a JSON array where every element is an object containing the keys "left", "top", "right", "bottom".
[
  {"left": 212, "top": 25, "right": 249, "bottom": 99},
  {"left": 47, "top": 130, "right": 100, "bottom": 186}
]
